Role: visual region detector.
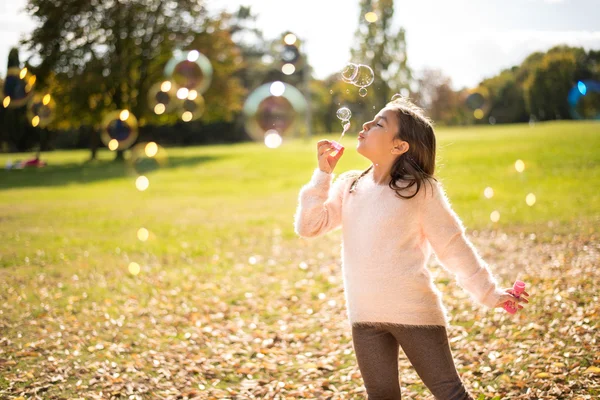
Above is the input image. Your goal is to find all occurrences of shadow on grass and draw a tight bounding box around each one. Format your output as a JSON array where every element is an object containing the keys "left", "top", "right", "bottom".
[{"left": 0, "top": 154, "right": 224, "bottom": 190}]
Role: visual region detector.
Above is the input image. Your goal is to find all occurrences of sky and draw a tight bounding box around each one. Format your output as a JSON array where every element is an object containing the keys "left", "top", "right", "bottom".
[{"left": 1, "top": 0, "right": 599, "bottom": 90}]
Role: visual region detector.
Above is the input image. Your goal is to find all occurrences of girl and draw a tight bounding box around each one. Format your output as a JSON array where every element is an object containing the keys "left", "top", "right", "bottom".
[{"left": 293, "top": 97, "right": 530, "bottom": 400}]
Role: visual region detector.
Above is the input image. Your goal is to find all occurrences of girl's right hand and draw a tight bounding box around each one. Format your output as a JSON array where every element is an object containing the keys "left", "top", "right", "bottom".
[{"left": 317, "top": 140, "right": 344, "bottom": 174}]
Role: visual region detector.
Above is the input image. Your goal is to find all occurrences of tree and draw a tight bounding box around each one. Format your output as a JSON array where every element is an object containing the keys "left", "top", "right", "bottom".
[
  {"left": 524, "top": 49, "right": 578, "bottom": 120},
  {"left": 22, "top": 0, "right": 245, "bottom": 159},
  {"left": 350, "top": 0, "right": 411, "bottom": 120},
  {"left": 480, "top": 69, "right": 528, "bottom": 124}
]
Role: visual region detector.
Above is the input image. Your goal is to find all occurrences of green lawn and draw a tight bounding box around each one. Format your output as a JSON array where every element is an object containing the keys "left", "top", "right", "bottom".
[{"left": 0, "top": 120, "right": 598, "bottom": 399}]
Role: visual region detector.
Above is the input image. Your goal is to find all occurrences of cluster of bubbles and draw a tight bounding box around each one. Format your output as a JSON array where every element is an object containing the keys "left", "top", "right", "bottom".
[
  {"left": 483, "top": 158, "right": 536, "bottom": 223},
  {"left": 148, "top": 49, "right": 212, "bottom": 122},
  {"left": 101, "top": 49, "right": 212, "bottom": 153},
  {"left": 243, "top": 81, "right": 307, "bottom": 148},
  {"left": 2, "top": 67, "right": 58, "bottom": 128},
  {"left": 341, "top": 63, "right": 375, "bottom": 97}
]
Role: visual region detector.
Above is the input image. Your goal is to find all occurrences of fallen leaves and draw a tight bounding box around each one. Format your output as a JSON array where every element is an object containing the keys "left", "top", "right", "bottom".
[{"left": 0, "top": 229, "right": 598, "bottom": 399}]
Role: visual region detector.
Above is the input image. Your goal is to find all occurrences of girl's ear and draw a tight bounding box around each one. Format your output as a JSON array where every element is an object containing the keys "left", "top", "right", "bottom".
[{"left": 391, "top": 140, "right": 409, "bottom": 155}]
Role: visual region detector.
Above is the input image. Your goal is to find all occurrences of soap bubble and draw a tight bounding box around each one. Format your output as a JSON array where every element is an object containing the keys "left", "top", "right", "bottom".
[
  {"left": 358, "top": 87, "right": 368, "bottom": 97},
  {"left": 148, "top": 81, "right": 177, "bottom": 115},
  {"left": 391, "top": 93, "right": 403, "bottom": 101},
  {"left": 129, "top": 142, "right": 168, "bottom": 175},
  {"left": 352, "top": 64, "right": 375, "bottom": 88},
  {"left": 101, "top": 109, "right": 139, "bottom": 150},
  {"left": 466, "top": 92, "right": 485, "bottom": 110},
  {"left": 27, "top": 93, "right": 56, "bottom": 127},
  {"left": 464, "top": 88, "right": 491, "bottom": 117},
  {"left": 2, "top": 67, "right": 36, "bottom": 109},
  {"left": 164, "top": 50, "right": 213, "bottom": 93},
  {"left": 341, "top": 63, "right": 359, "bottom": 83},
  {"left": 243, "top": 81, "right": 307, "bottom": 145},
  {"left": 336, "top": 107, "right": 352, "bottom": 122},
  {"left": 568, "top": 79, "right": 600, "bottom": 119},
  {"left": 178, "top": 90, "right": 205, "bottom": 122}
]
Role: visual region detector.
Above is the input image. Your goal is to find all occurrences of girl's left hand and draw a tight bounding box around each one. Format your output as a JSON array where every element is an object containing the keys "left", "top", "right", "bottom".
[{"left": 494, "top": 288, "right": 530, "bottom": 311}]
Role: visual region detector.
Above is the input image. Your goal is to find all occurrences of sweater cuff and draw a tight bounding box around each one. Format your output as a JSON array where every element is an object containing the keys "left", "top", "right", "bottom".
[
  {"left": 310, "top": 168, "right": 334, "bottom": 187},
  {"left": 482, "top": 287, "right": 506, "bottom": 309}
]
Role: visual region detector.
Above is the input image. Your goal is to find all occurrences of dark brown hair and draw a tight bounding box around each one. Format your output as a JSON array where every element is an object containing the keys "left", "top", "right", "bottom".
[{"left": 349, "top": 97, "right": 438, "bottom": 199}]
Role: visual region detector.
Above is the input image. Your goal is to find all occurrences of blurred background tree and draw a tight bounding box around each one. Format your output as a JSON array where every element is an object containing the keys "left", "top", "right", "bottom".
[
  {"left": 0, "top": 1, "right": 597, "bottom": 154},
  {"left": 349, "top": 0, "right": 411, "bottom": 123},
  {"left": 21, "top": 0, "right": 245, "bottom": 159}
]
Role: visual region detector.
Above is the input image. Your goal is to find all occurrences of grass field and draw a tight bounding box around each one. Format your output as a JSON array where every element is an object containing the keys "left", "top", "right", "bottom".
[{"left": 0, "top": 120, "right": 599, "bottom": 399}]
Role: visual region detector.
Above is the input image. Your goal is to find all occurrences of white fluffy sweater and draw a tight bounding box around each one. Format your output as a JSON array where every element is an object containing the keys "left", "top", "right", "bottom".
[{"left": 294, "top": 168, "right": 506, "bottom": 328}]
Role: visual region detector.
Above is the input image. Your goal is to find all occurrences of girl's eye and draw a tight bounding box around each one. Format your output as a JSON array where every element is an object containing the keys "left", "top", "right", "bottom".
[{"left": 376, "top": 123, "right": 383, "bottom": 127}]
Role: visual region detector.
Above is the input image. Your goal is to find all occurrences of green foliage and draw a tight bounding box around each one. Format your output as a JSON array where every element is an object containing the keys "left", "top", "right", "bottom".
[
  {"left": 423, "top": 45, "right": 600, "bottom": 126},
  {"left": 21, "top": 0, "right": 245, "bottom": 129}
]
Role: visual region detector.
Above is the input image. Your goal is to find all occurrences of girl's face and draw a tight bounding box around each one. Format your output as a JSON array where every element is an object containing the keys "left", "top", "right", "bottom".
[{"left": 356, "top": 107, "right": 403, "bottom": 161}]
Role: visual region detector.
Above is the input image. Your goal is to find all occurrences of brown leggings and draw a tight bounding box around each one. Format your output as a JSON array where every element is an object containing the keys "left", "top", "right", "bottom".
[{"left": 351, "top": 323, "right": 475, "bottom": 400}]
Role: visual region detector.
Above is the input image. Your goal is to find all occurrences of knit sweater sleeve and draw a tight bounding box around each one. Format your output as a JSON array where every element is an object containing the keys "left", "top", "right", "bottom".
[
  {"left": 419, "top": 180, "right": 505, "bottom": 309},
  {"left": 294, "top": 168, "right": 354, "bottom": 238}
]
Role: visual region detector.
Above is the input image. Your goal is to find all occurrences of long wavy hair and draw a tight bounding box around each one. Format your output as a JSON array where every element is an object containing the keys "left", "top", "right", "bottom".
[{"left": 349, "top": 97, "right": 438, "bottom": 199}]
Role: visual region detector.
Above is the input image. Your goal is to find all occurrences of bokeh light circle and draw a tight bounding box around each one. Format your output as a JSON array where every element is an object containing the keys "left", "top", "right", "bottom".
[
  {"left": 568, "top": 80, "right": 600, "bottom": 120},
  {"left": 365, "top": 12, "right": 378, "bottom": 23},
  {"left": 264, "top": 129, "right": 283, "bottom": 149},
  {"left": 490, "top": 210, "right": 500, "bottom": 222},
  {"left": 2, "top": 67, "right": 36, "bottom": 109},
  {"left": 101, "top": 110, "right": 139, "bottom": 150},
  {"left": 137, "top": 228, "right": 149, "bottom": 242},
  {"left": 136, "top": 176, "right": 149, "bottom": 191},
  {"left": 128, "top": 262, "right": 141, "bottom": 275},
  {"left": 515, "top": 159, "right": 525, "bottom": 173},
  {"left": 243, "top": 81, "right": 307, "bottom": 144},
  {"left": 526, "top": 193, "right": 536, "bottom": 206},
  {"left": 164, "top": 50, "right": 213, "bottom": 94},
  {"left": 27, "top": 93, "right": 56, "bottom": 127}
]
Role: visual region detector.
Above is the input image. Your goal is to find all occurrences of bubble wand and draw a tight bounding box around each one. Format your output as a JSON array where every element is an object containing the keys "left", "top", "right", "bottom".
[{"left": 504, "top": 272, "right": 526, "bottom": 314}]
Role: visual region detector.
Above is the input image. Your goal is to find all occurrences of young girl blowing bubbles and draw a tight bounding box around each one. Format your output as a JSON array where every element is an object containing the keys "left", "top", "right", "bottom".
[{"left": 293, "top": 97, "right": 530, "bottom": 400}]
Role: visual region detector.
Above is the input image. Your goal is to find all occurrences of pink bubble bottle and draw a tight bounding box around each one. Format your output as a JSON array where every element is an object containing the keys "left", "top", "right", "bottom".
[{"left": 503, "top": 280, "right": 525, "bottom": 314}]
